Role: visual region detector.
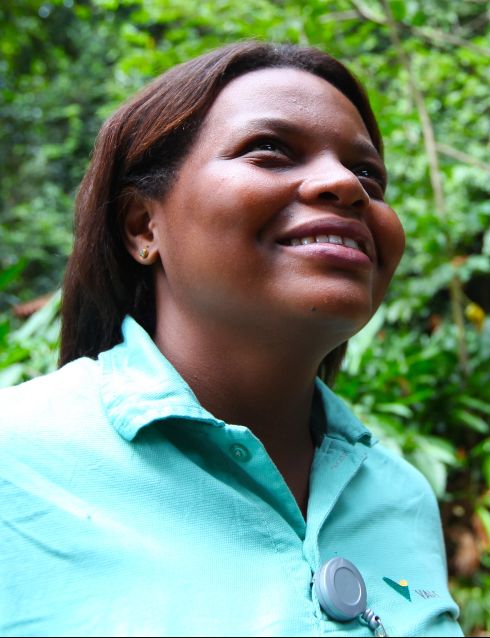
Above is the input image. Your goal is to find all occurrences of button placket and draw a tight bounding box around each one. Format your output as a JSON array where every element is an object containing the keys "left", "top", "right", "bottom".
[{"left": 304, "top": 440, "right": 368, "bottom": 570}]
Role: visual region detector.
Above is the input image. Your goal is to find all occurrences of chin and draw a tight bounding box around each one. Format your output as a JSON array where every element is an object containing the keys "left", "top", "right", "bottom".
[
  {"left": 285, "top": 302, "right": 372, "bottom": 347},
  {"left": 303, "top": 295, "right": 375, "bottom": 327}
]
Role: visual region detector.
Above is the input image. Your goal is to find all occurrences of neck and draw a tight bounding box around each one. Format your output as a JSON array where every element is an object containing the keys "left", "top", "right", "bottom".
[
  {"left": 154, "top": 304, "right": 328, "bottom": 431},
  {"left": 153, "top": 306, "right": 340, "bottom": 517}
]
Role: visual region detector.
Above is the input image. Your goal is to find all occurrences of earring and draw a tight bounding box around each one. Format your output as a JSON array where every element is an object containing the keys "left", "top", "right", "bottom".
[{"left": 139, "top": 246, "right": 149, "bottom": 259}]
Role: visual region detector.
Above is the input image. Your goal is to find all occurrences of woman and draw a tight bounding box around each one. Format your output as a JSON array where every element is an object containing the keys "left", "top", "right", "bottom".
[{"left": 0, "top": 41, "right": 462, "bottom": 636}]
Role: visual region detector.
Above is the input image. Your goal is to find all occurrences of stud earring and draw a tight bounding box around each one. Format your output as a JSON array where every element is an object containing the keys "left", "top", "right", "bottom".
[{"left": 139, "top": 246, "right": 149, "bottom": 259}]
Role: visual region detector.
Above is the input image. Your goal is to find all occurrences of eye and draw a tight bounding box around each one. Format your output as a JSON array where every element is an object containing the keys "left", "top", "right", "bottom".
[
  {"left": 354, "top": 165, "right": 386, "bottom": 199},
  {"left": 251, "top": 140, "right": 284, "bottom": 153},
  {"left": 358, "top": 168, "right": 373, "bottom": 178},
  {"left": 242, "top": 136, "right": 292, "bottom": 162},
  {"left": 356, "top": 166, "right": 382, "bottom": 181}
]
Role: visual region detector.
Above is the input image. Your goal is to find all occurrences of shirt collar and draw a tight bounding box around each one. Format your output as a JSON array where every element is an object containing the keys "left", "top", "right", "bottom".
[
  {"left": 99, "top": 316, "right": 373, "bottom": 447},
  {"left": 311, "top": 380, "right": 374, "bottom": 447},
  {"left": 99, "top": 316, "right": 226, "bottom": 440}
]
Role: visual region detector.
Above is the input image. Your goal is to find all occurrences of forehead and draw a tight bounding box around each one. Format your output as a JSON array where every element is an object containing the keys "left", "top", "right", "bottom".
[{"left": 200, "top": 67, "right": 372, "bottom": 144}]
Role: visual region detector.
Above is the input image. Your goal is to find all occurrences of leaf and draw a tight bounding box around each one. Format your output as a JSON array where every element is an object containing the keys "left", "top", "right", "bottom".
[
  {"left": 343, "top": 305, "right": 385, "bottom": 375},
  {"left": 0, "top": 343, "right": 30, "bottom": 369},
  {"left": 457, "top": 396, "right": 490, "bottom": 417},
  {"left": 0, "top": 260, "right": 28, "bottom": 292},
  {"left": 0, "top": 364, "right": 24, "bottom": 389},
  {"left": 410, "top": 448, "right": 447, "bottom": 497},
  {"left": 395, "top": 389, "right": 435, "bottom": 405},
  {"left": 390, "top": 0, "right": 407, "bottom": 21},
  {"left": 475, "top": 507, "right": 490, "bottom": 544},
  {"left": 454, "top": 409, "right": 489, "bottom": 434},
  {"left": 483, "top": 457, "right": 490, "bottom": 489},
  {"left": 376, "top": 402, "right": 413, "bottom": 419},
  {"left": 10, "top": 290, "right": 61, "bottom": 343},
  {"left": 0, "top": 319, "right": 9, "bottom": 345},
  {"left": 413, "top": 435, "right": 459, "bottom": 466}
]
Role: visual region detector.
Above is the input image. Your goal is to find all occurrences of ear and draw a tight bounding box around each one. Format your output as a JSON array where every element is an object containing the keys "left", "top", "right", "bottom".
[{"left": 122, "top": 192, "right": 159, "bottom": 265}]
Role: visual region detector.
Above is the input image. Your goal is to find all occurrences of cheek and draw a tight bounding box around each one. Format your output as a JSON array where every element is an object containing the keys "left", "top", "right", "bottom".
[
  {"left": 388, "top": 214, "right": 406, "bottom": 272},
  {"left": 154, "top": 167, "right": 288, "bottom": 283},
  {"left": 369, "top": 207, "right": 405, "bottom": 307},
  {"left": 184, "top": 163, "right": 292, "bottom": 235},
  {"left": 374, "top": 207, "right": 405, "bottom": 275}
]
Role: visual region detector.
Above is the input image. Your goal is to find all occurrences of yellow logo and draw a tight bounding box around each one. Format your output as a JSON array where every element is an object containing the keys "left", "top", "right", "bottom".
[{"left": 383, "top": 577, "right": 411, "bottom": 601}]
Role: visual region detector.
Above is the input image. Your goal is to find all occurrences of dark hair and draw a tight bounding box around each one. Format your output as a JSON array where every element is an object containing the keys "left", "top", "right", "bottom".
[{"left": 60, "top": 40, "right": 383, "bottom": 385}]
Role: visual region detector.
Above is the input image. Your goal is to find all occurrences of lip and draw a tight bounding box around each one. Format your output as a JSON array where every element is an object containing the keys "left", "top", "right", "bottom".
[{"left": 276, "top": 218, "right": 376, "bottom": 262}]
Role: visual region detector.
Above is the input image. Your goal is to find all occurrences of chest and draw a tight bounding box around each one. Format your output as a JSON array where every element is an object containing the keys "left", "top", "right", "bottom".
[{"left": 2, "top": 431, "right": 461, "bottom": 637}]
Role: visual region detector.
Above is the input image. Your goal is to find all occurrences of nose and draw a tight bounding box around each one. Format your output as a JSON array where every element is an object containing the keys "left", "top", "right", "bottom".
[{"left": 297, "top": 159, "right": 370, "bottom": 211}]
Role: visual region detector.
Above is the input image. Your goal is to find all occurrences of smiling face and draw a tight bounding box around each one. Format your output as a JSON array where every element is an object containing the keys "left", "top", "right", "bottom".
[{"left": 137, "top": 67, "right": 405, "bottom": 350}]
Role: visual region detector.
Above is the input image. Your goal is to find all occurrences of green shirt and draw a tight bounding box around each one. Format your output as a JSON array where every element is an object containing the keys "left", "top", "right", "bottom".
[{"left": 0, "top": 317, "right": 462, "bottom": 637}]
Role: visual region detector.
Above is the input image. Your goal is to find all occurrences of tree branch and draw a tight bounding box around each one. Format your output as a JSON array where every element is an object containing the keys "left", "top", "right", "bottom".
[
  {"left": 348, "top": 0, "right": 384, "bottom": 24},
  {"left": 450, "top": 277, "right": 470, "bottom": 376},
  {"left": 319, "top": 11, "right": 359, "bottom": 23},
  {"left": 437, "top": 143, "right": 490, "bottom": 174},
  {"left": 410, "top": 25, "right": 490, "bottom": 58},
  {"left": 379, "top": 0, "right": 446, "bottom": 216},
  {"left": 348, "top": 0, "right": 490, "bottom": 57},
  {"left": 378, "top": 0, "right": 469, "bottom": 375}
]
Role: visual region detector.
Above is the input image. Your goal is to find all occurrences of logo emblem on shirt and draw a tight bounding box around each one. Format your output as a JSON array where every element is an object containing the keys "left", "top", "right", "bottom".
[{"left": 383, "top": 577, "right": 412, "bottom": 601}]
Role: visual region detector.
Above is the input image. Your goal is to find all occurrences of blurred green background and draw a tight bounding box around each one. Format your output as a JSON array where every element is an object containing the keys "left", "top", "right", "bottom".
[{"left": 1, "top": 0, "right": 489, "bottom": 634}]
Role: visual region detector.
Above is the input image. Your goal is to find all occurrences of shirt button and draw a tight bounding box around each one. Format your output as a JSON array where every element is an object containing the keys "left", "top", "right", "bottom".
[{"left": 229, "top": 443, "right": 251, "bottom": 463}]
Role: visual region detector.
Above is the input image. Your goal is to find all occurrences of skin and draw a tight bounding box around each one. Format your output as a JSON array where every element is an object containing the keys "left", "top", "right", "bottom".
[{"left": 124, "top": 68, "right": 405, "bottom": 517}]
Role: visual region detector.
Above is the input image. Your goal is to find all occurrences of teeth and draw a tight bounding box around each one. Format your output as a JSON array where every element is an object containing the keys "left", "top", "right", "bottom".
[
  {"left": 301, "top": 236, "right": 316, "bottom": 245},
  {"left": 343, "top": 238, "right": 360, "bottom": 250},
  {"left": 286, "top": 234, "right": 365, "bottom": 254}
]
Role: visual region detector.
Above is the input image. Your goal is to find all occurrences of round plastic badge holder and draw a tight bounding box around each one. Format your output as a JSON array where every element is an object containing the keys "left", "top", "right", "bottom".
[{"left": 314, "top": 557, "right": 388, "bottom": 637}]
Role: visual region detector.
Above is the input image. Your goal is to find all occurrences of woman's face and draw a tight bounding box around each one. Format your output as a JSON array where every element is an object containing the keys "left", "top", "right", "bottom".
[{"left": 146, "top": 67, "right": 405, "bottom": 345}]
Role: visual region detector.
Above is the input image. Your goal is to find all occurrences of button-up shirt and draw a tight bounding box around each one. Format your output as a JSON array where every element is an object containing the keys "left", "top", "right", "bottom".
[{"left": 0, "top": 317, "right": 462, "bottom": 636}]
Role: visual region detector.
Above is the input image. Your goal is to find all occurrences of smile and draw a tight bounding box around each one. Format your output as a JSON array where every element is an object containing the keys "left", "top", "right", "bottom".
[
  {"left": 282, "top": 234, "right": 366, "bottom": 254},
  {"left": 276, "top": 218, "right": 376, "bottom": 263}
]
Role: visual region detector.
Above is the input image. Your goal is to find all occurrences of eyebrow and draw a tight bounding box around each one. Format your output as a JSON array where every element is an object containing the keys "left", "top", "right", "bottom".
[
  {"left": 234, "top": 117, "right": 310, "bottom": 139},
  {"left": 349, "top": 138, "right": 383, "bottom": 163},
  {"left": 233, "top": 117, "right": 383, "bottom": 162}
]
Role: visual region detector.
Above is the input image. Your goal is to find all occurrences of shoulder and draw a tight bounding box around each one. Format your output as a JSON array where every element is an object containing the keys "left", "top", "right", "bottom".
[
  {"left": 368, "top": 439, "right": 434, "bottom": 489},
  {"left": 318, "top": 381, "right": 440, "bottom": 510},
  {"left": 366, "top": 440, "right": 437, "bottom": 502},
  {"left": 359, "top": 439, "right": 446, "bottom": 550},
  {"left": 0, "top": 357, "right": 101, "bottom": 414},
  {"left": 0, "top": 357, "right": 104, "bottom": 452}
]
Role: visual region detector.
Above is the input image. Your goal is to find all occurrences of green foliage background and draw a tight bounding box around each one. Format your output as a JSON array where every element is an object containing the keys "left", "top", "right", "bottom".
[{"left": 1, "top": 0, "right": 489, "bottom": 634}]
